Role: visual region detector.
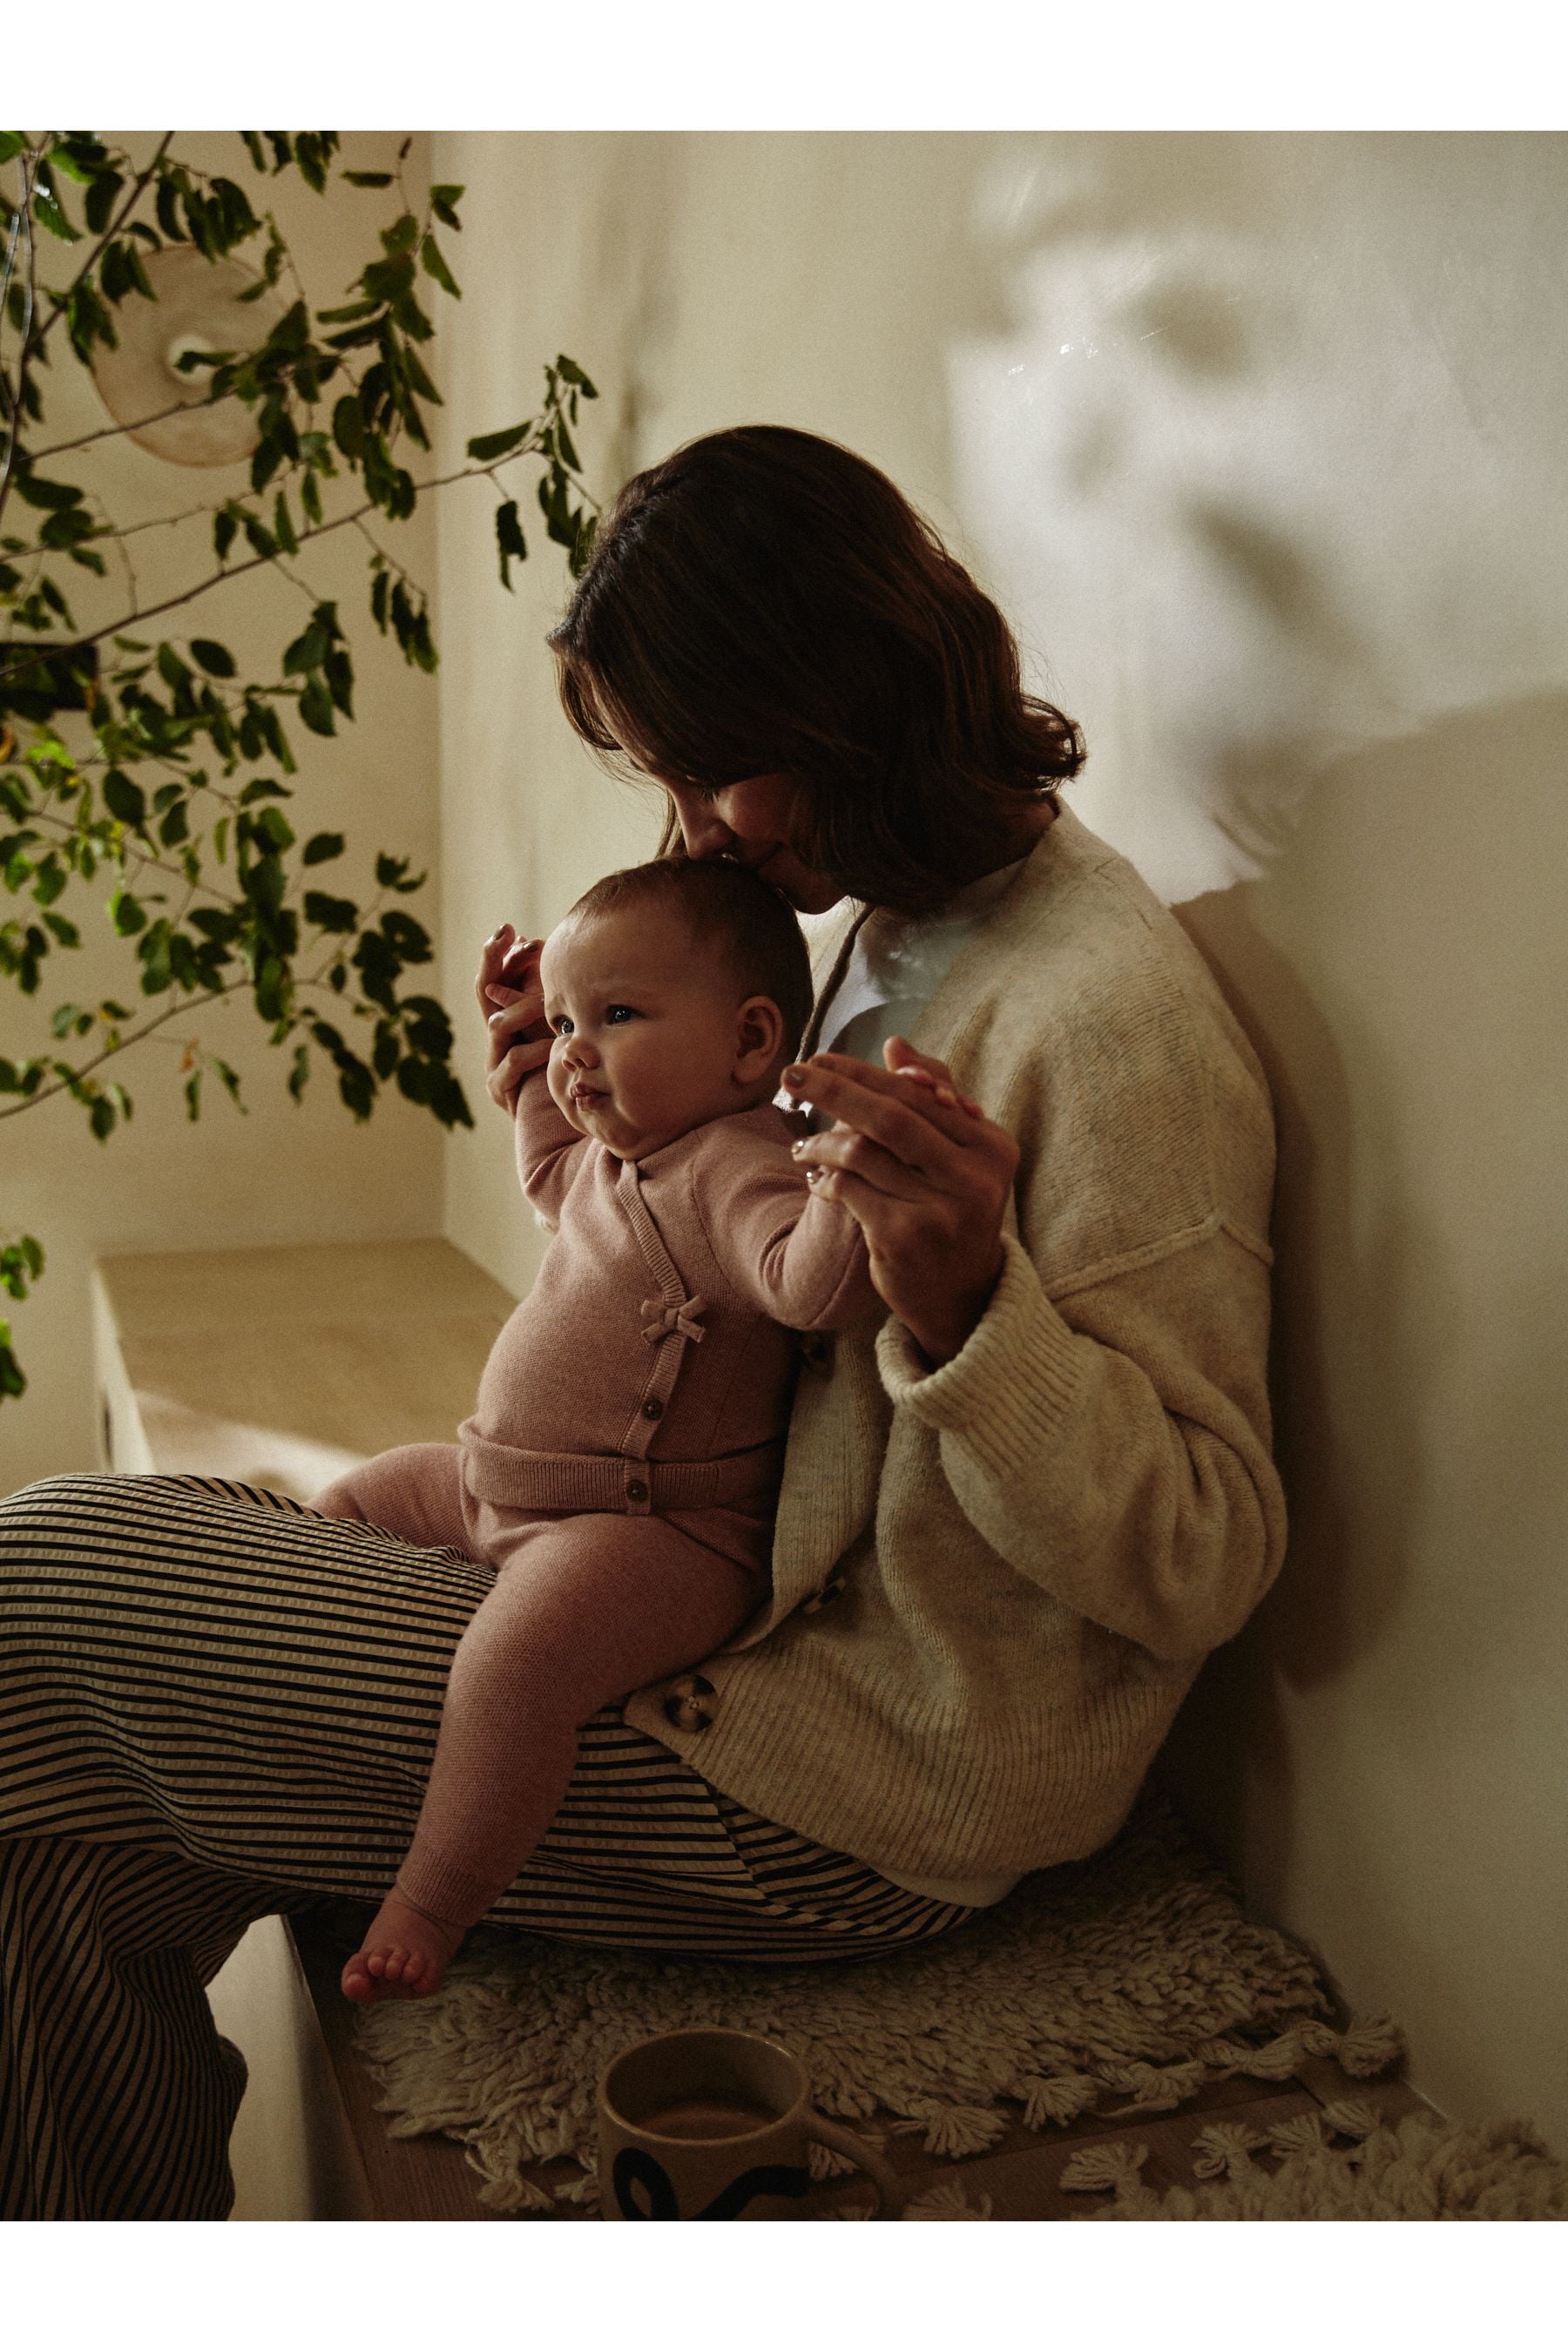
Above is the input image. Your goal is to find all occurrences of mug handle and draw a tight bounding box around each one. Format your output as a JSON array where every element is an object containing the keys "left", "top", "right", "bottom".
[{"left": 807, "top": 2113, "right": 904, "bottom": 2219}]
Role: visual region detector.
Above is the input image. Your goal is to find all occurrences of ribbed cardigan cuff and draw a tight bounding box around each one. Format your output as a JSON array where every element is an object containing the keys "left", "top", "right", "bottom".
[{"left": 875, "top": 1233, "right": 1085, "bottom": 1474}]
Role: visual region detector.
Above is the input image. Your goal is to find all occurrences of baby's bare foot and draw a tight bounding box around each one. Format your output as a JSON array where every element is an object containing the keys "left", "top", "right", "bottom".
[{"left": 341, "top": 1891, "right": 465, "bottom": 2004}]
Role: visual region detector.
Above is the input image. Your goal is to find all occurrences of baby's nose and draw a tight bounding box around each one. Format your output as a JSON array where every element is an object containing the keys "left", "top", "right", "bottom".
[{"left": 564, "top": 1037, "right": 598, "bottom": 1068}]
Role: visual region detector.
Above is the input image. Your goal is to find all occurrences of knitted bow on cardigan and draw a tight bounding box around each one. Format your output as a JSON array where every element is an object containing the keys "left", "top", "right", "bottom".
[{"left": 641, "top": 1296, "right": 707, "bottom": 1346}]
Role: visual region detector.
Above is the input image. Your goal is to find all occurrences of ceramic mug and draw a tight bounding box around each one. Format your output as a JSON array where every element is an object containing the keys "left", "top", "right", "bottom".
[{"left": 597, "top": 2026, "right": 903, "bottom": 2220}]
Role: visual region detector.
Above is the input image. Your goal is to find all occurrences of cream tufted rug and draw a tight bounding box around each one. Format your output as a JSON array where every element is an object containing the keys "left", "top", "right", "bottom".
[
  {"left": 351, "top": 1796, "right": 1411, "bottom": 2214},
  {"left": 902, "top": 2112, "right": 1568, "bottom": 2221}
]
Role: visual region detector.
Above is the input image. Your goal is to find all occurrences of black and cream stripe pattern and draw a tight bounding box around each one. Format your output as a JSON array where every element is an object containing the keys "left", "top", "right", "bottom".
[{"left": 0, "top": 1473, "right": 969, "bottom": 2220}]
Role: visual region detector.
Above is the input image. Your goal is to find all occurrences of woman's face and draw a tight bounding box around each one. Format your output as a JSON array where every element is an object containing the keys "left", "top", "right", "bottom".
[{"left": 661, "top": 775, "right": 845, "bottom": 916}]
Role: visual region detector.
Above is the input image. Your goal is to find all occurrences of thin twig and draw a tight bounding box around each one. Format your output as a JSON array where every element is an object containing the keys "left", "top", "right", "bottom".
[
  {"left": 30, "top": 392, "right": 243, "bottom": 463},
  {"left": 21, "top": 803, "right": 246, "bottom": 908},
  {"left": 0, "top": 444, "right": 558, "bottom": 684},
  {"left": 0, "top": 972, "right": 252, "bottom": 1118}
]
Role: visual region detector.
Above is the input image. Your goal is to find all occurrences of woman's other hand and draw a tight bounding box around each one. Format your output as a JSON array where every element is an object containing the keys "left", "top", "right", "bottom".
[
  {"left": 783, "top": 1036, "right": 1019, "bottom": 1368},
  {"left": 476, "top": 923, "right": 551, "bottom": 1114}
]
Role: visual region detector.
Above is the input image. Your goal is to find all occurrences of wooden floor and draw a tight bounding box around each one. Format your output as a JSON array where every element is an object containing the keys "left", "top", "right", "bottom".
[{"left": 289, "top": 1906, "right": 1434, "bottom": 2222}]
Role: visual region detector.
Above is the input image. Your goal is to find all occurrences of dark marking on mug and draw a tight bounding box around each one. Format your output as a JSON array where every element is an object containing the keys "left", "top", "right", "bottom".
[{"left": 612, "top": 2145, "right": 811, "bottom": 2220}]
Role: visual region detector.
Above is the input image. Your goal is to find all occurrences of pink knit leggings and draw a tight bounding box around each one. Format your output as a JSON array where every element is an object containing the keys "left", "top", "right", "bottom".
[{"left": 308, "top": 1443, "right": 769, "bottom": 1929}]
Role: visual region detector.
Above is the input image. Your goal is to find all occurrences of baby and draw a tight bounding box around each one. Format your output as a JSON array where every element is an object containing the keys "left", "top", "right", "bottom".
[{"left": 309, "top": 855, "right": 879, "bottom": 2002}]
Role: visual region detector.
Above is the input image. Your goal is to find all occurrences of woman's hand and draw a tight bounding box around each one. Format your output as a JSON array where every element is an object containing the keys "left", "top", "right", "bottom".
[
  {"left": 783, "top": 1035, "right": 1020, "bottom": 1368},
  {"left": 476, "top": 923, "right": 551, "bottom": 1114}
]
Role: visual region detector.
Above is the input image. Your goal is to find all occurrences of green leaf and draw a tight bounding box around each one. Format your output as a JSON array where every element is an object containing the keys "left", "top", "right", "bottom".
[
  {"left": 188, "top": 638, "right": 236, "bottom": 678},
  {"left": 0, "top": 134, "right": 28, "bottom": 166},
  {"left": 419, "top": 233, "right": 459, "bottom": 298},
  {"left": 251, "top": 805, "right": 295, "bottom": 852},
  {"left": 304, "top": 890, "right": 357, "bottom": 933},
  {"left": 282, "top": 618, "right": 331, "bottom": 674},
  {"left": 155, "top": 175, "right": 186, "bottom": 241},
  {"left": 555, "top": 355, "right": 598, "bottom": 397},
  {"left": 185, "top": 1068, "right": 203, "bottom": 1121},
  {"left": 89, "top": 1096, "right": 116, "bottom": 1140},
  {"left": 332, "top": 394, "right": 365, "bottom": 460},
  {"left": 213, "top": 507, "right": 239, "bottom": 562},
  {"left": 12, "top": 474, "right": 84, "bottom": 511},
  {"left": 240, "top": 132, "right": 267, "bottom": 172},
  {"left": 342, "top": 170, "right": 395, "bottom": 188},
  {"left": 302, "top": 831, "right": 345, "bottom": 866},
  {"left": 466, "top": 420, "right": 533, "bottom": 464},
  {"left": 287, "top": 1042, "right": 311, "bottom": 1101},
  {"left": 429, "top": 184, "right": 464, "bottom": 229},
  {"left": 298, "top": 676, "right": 335, "bottom": 735},
  {"left": 34, "top": 176, "right": 82, "bottom": 243},
  {"left": 272, "top": 490, "right": 299, "bottom": 557},
  {"left": 84, "top": 169, "right": 125, "bottom": 236},
  {"left": 495, "top": 497, "right": 527, "bottom": 589},
  {"left": 108, "top": 889, "right": 146, "bottom": 936},
  {"left": 102, "top": 770, "right": 147, "bottom": 828}
]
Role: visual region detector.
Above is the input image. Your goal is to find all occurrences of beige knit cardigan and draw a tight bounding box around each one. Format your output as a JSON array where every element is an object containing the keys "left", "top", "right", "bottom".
[{"left": 622, "top": 804, "right": 1288, "bottom": 1882}]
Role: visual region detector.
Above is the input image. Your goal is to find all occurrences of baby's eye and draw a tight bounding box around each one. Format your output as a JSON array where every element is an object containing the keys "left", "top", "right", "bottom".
[
  {"left": 552, "top": 1016, "right": 573, "bottom": 1037},
  {"left": 605, "top": 1004, "right": 638, "bottom": 1024}
]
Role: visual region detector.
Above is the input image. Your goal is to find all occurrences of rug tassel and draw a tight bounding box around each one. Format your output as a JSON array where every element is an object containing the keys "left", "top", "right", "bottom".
[{"left": 1058, "top": 2141, "right": 1149, "bottom": 2197}]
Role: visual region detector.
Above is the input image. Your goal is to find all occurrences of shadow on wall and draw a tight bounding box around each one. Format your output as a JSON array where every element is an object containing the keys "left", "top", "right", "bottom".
[
  {"left": 950, "top": 133, "right": 1568, "bottom": 907},
  {"left": 1159, "top": 691, "right": 1568, "bottom": 1919}
]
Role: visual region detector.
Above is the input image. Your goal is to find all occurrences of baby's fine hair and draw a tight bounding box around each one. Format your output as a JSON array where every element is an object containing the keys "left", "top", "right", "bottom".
[{"left": 566, "top": 857, "right": 815, "bottom": 1058}]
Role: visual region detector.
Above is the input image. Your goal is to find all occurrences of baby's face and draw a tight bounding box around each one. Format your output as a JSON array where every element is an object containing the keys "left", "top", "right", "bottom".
[{"left": 539, "top": 905, "right": 778, "bottom": 1160}]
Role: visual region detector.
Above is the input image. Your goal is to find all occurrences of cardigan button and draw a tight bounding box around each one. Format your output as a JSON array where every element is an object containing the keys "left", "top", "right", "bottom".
[
  {"left": 663, "top": 1673, "right": 717, "bottom": 1732},
  {"left": 625, "top": 1478, "right": 650, "bottom": 1504},
  {"left": 801, "top": 1571, "right": 847, "bottom": 1614},
  {"left": 641, "top": 1398, "right": 664, "bottom": 1420}
]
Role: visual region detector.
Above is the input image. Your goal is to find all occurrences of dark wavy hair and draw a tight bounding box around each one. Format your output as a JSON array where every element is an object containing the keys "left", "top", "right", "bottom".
[
  {"left": 565, "top": 856, "right": 814, "bottom": 1060},
  {"left": 546, "top": 424, "right": 1085, "bottom": 915}
]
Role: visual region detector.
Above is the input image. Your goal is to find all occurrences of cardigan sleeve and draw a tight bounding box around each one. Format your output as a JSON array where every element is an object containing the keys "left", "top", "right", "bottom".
[
  {"left": 513, "top": 1069, "right": 587, "bottom": 1224},
  {"left": 876, "top": 1227, "right": 1287, "bottom": 1660},
  {"left": 874, "top": 926, "right": 1288, "bottom": 1673}
]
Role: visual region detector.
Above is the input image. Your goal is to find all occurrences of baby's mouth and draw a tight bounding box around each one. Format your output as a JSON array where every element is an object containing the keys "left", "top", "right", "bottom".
[{"left": 569, "top": 1082, "right": 605, "bottom": 1106}]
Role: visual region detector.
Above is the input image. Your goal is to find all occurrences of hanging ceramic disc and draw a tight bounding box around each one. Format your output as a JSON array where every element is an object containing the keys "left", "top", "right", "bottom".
[{"left": 89, "top": 246, "right": 287, "bottom": 467}]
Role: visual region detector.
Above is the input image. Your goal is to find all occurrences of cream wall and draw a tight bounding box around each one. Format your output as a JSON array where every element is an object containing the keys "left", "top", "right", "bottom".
[
  {"left": 3, "top": 133, "right": 443, "bottom": 1494},
  {"left": 431, "top": 133, "right": 1566, "bottom": 2148}
]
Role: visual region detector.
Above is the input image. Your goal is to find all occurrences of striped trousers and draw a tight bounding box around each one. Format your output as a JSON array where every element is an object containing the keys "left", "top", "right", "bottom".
[{"left": 0, "top": 1473, "right": 970, "bottom": 2221}]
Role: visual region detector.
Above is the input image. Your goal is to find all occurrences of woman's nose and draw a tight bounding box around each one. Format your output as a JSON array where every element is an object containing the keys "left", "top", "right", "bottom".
[{"left": 666, "top": 784, "right": 736, "bottom": 862}]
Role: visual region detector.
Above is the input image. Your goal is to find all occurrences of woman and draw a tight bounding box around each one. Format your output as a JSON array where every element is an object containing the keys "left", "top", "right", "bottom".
[{"left": 0, "top": 426, "right": 1285, "bottom": 2220}]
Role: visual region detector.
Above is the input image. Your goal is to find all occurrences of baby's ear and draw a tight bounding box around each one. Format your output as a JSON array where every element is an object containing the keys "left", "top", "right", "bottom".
[{"left": 733, "top": 994, "right": 785, "bottom": 1083}]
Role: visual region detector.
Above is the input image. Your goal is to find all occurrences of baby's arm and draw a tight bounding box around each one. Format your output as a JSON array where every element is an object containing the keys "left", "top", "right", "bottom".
[
  {"left": 513, "top": 1071, "right": 586, "bottom": 1221},
  {"left": 693, "top": 1127, "right": 882, "bottom": 1331},
  {"left": 480, "top": 929, "right": 586, "bottom": 1221}
]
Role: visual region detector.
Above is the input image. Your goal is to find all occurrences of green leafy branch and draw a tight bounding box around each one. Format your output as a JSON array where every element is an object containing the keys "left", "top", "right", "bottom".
[
  {"left": 1, "top": 130, "right": 606, "bottom": 1405},
  {"left": 1, "top": 1232, "right": 43, "bottom": 1400}
]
